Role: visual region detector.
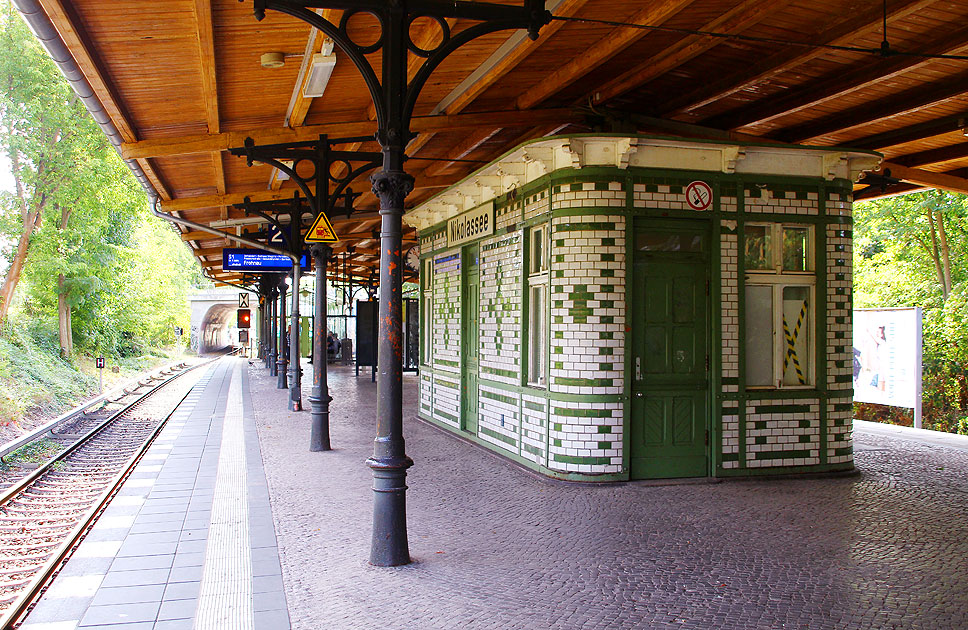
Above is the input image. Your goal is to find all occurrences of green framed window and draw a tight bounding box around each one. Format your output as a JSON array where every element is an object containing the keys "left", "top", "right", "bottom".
[
  {"left": 422, "top": 257, "right": 433, "bottom": 365},
  {"left": 527, "top": 224, "right": 549, "bottom": 387},
  {"left": 744, "top": 223, "right": 815, "bottom": 388}
]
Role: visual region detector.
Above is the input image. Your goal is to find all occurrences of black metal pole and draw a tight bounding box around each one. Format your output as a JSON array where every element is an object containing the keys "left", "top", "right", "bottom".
[
  {"left": 277, "top": 277, "right": 289, "bottom": 389},
  {"left": 289, "top": 260, "right": 303, "bottom": 410},
  {"left": 365, "top": 0, "right": 413, "bottom": 567},
  {"left": 269, "top": 288, "right": 278, "bottom": 375},
  {"left": 309, "top": 243, "right": 332, "bottom": 451}
]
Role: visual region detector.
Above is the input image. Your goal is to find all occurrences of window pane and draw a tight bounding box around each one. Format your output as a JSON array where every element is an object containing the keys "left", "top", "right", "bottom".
[
  {"left": 636, "top": 232, "right": 705, "bottom": 252},
  {"left": 745, "top": 285, "right": 773, "bottom": 386},
  {"left": 782, "top": 227, "right": 810, "bottom": 271},
  {"left": 781, "top": 286, "right": 810, "bottom": 386},
  {"left": 744, "top": 225, "right": 771, "bottom": 270},
  {"left": 531, "top": 226, "right": 546, "bottom": 274},
  {"left": 529, "top": 285, "right": 546, "bottom": 386}
]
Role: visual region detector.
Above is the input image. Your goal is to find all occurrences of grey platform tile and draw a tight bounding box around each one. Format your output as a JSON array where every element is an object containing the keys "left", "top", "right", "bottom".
[
  {"left": 78, "top": 602, "right": 160, "bottom": 627},
  {"left": 251, "top": 575, "right": 284, "bottom": 595},
  {"left": 100, "top": 568, "right": 171, "bottom": 588},
  {"left": 251, "top": 558, "right": 282, "bottom": 578},
  {"left": 253, "top": 608, "right": 291, "bottom": 630},
  {"left": 154, "top": 620, "right": 194, "bottom": 630},
  {"left": 131, "top": 512, "right": 186, "bottom": 524},
  {"left": 17, "top": 596, "right": 90, "bottom": 624},
  {"left": 78, "top": 623, "right": 155, "bottom": 630},
  {"left": 157, "top": 599, "right": 195, "bottom": 622},
  {"left": 123, "top": 531, "right": 180, "bottom": 545},
  {"left": 83, "top": 528, "right": 130, "bottom": 543},
  {"left": 56, "top": 557, "right": 114, "bottom": 576},
  {"left": 172, "top": 552, "right": 205, "bottom": 568},
  {"left": 127, "top": 521, "right": 184, "bottom": 535},
  {"left": 252, "top": 590, "right": 288, "bottom": 612},
  {"left": 174, "top": 540, "right": 206, "bottom": 555},
  {"left": 177, "top": 528, "right": 207, "bottom": 541},
  {"left": 163, "top": 581, "right": 201, "bottom": 601},
  {"left": 109, "top": 554, "right": 175, "bottom": 572},
  {"left": 116, "top": 541, "right": 179, "bottom": 558},
  {"left": 89, "top": 584, "right": 166, "bottom": 607},
  {"left": 250, "top": 547, "right": 280, "bottom": 564},
  {"left": 167, "top": 565, "right": 203, "bottom": 583}
]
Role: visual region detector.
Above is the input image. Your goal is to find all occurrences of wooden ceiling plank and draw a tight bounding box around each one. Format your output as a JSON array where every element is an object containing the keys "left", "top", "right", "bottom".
[
  {"left": 891, "top": 143, "right": 968, "bottom": 168},
  {"left": 437, "top": 0, "right": 590, "bottom": 116},
  {"left": 423, "top": 127, "right": 502, "bottom": 177},
  {"left": 517, "top": 0, "right": 692, "bottom": 110},
  {"left": 136, "top": 159, "right": 171, "bottom": 201},
  {"left": 589, "top": 0, "right": 794, "bottom": 107},
  {"left": 191, "top": 0, "right": 219, "bottom": 134},
  {"left": 849, "top": 112, "right": 968, "bottom": 150},
  {"left": 120, "top": 108, "right": 578, "bottom": 159},
  {"left": 659, "top": 0, "right": 939, "bottom": 118},
  {"left": 37, "top": 0, "right": 138, "bottom": 143},
  {"left": 705, "top": 25, "right": 968, "bottom": 131},
  {"left": 877, "top": 162, "right": 968, "bottom": 195},
  {"left": 774, "top": 69, "right": 968, "bottom": 144}
]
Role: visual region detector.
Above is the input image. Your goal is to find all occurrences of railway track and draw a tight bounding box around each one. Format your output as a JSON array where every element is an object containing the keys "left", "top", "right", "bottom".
[{"left": 0, "top": 356, "right": 222, "bottom": 629}]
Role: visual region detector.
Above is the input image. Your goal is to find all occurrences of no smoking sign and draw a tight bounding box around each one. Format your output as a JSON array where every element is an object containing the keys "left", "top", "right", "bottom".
[{"left": 685, "top": 181, "right": 713, "bottom": 211}]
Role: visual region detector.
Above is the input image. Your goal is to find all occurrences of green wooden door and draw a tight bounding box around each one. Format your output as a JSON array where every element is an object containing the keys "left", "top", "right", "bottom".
[
  {"left": 462, "top": 246, "right": 480, "bottom": 434},
  {"left": 630, "top": 224, "right": 710, "bottom": 479}
]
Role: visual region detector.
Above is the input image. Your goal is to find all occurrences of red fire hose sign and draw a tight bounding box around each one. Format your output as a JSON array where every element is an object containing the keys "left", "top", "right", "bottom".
[{"left": 685, "top": 181, "right": 713, "bottom": 211}]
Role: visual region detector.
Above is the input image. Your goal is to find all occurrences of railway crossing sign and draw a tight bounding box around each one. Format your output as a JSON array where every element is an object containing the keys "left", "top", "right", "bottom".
[
  {"left": 305, "top": 212, "right": 338, "bottom": 243},
  {"left": 239, "top": 293, "right": 249, "bottom": 308}
]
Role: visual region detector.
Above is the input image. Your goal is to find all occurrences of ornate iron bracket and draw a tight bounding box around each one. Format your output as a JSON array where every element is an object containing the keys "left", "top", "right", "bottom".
[
  {"left": 229, "top": 135, "right": 383, "bottom": 224},
  {"left": 246, "top": 1, "right": 551, "bottom": 159}
]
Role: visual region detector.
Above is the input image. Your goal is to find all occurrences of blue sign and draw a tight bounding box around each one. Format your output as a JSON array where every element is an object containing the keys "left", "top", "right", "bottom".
[{"left": 222, "top": 248, "right": 308, "bottom": 272}]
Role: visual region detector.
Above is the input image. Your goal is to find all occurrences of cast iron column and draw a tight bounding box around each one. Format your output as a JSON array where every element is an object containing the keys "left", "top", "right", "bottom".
[
  {"left": 365, "top": 0, "right": 413, "bottom": 567},
  {"left": 289, "top": 260, "right": 302, "bottom": 411},
  {"left": 277, "top": 277, "right": 289, "bottom": 389},
  {"left": 268, "top": 288, "right": 278, "bottom": 375},
  {"left": 309, "top": 243, "right": 332, "bottom": 451}
]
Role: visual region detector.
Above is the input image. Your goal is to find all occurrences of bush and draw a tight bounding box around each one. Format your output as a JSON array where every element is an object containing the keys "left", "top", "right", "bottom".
[{"left": 0, "top": 322, "right": 95, "bottom": 425}]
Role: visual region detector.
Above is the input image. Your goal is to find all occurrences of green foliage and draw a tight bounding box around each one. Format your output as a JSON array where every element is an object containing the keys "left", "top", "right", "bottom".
[
  {"left": 853, "top": 190, "right": 968, "bottom": 434},
  {"left": 0, "top": 321, "right": 95, "bottom": 423},
  {"left": 1, "top": 0, "right": 206, "bottom": 359}
]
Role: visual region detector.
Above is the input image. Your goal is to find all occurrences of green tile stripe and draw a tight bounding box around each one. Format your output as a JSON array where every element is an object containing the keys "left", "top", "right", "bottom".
[
  {"left": 552, "top": 454, "right": 611, "bottom": 466},
  {"left": 480, "top": 426, "right": 517, "bottom": 446},
  {"left": 554, "top": 377, "right": 615, "bottom": 388},
  {"left": 552, "top": 406, "right": 615, "bottom": 418},
  {"left": 481, "top": 366, "right": 518, "bottom": 379},
  {"left": 753, "top": 449, "right": 813, "bottom": 460},
  {"left": 752, "top": 403, "right": 814, "bottom": 414},
  {"left": 481, "top": 389, "right": 517, "bottom": 406}
]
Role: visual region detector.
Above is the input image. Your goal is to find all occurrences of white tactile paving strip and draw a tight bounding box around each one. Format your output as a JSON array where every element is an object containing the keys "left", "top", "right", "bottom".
[{"left": 193, "top": 367, "right": 254, "bottom": 630}]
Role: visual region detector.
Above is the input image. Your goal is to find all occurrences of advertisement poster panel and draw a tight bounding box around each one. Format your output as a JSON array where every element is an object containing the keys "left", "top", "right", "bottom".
[{"left": 852, "top": 308, "right": 923, "bottom": 423}]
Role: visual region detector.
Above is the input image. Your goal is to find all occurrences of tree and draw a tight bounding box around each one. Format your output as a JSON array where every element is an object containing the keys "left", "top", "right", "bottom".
[
  {"left": 0, "top": 1, "right": 114, "bottom": 343},
  {"left": 854, "top": 189, "right": 968, "bottom": 433}
]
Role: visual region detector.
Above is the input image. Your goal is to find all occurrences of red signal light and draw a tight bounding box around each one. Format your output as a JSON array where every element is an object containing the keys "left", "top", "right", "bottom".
[{"left": 237, "top": 308, "right": 251, "bottom": 329}]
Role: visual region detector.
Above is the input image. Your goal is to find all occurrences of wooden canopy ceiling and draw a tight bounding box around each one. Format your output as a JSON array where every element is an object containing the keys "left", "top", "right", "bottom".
[{"left": 31, "top": 0, "right": 968, "bottom": 286}]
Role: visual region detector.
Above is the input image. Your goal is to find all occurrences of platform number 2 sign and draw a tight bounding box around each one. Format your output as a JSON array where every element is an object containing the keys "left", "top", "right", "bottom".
[{"left": 685, "top": 181, "right": 713, "bottom": 211}]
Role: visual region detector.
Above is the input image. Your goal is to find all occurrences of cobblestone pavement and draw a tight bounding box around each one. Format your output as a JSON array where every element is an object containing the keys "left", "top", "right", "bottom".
[{"left": 251, "top": 364, "right": 968, "bottom": 630}]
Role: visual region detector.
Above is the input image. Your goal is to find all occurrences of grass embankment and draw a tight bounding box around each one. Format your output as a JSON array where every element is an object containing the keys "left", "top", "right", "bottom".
[{"left": 0, "top": 324, "right": 184, "bottom": 434}]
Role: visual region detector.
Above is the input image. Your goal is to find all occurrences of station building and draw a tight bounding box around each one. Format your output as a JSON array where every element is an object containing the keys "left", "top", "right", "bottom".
[{"left": 406, "top": 135, "right": 880, "bottom": 481}]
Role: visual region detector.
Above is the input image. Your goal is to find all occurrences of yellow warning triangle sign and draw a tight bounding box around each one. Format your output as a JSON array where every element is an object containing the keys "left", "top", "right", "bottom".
[{"left": 305, "top": 211, "right": 339, "bottom": 243}]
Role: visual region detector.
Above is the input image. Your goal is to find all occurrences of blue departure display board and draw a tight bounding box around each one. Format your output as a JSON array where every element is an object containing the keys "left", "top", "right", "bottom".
[{"left": 222, "top": 248, "right": 308, "bottom": 271}]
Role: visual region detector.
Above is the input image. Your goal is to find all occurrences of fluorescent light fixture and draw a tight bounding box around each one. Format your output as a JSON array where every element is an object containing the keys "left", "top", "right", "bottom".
[
  {"left": 274, "top": 160, "right": 294, "bottom": 182},
  {"left": 302, "top": 52, "right": 337, "bottom": 98}
]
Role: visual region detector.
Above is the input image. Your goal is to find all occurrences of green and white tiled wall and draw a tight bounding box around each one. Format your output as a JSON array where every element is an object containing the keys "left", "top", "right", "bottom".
[{"left": 418, "top": 167, "right": 855, "bottom": 480}]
